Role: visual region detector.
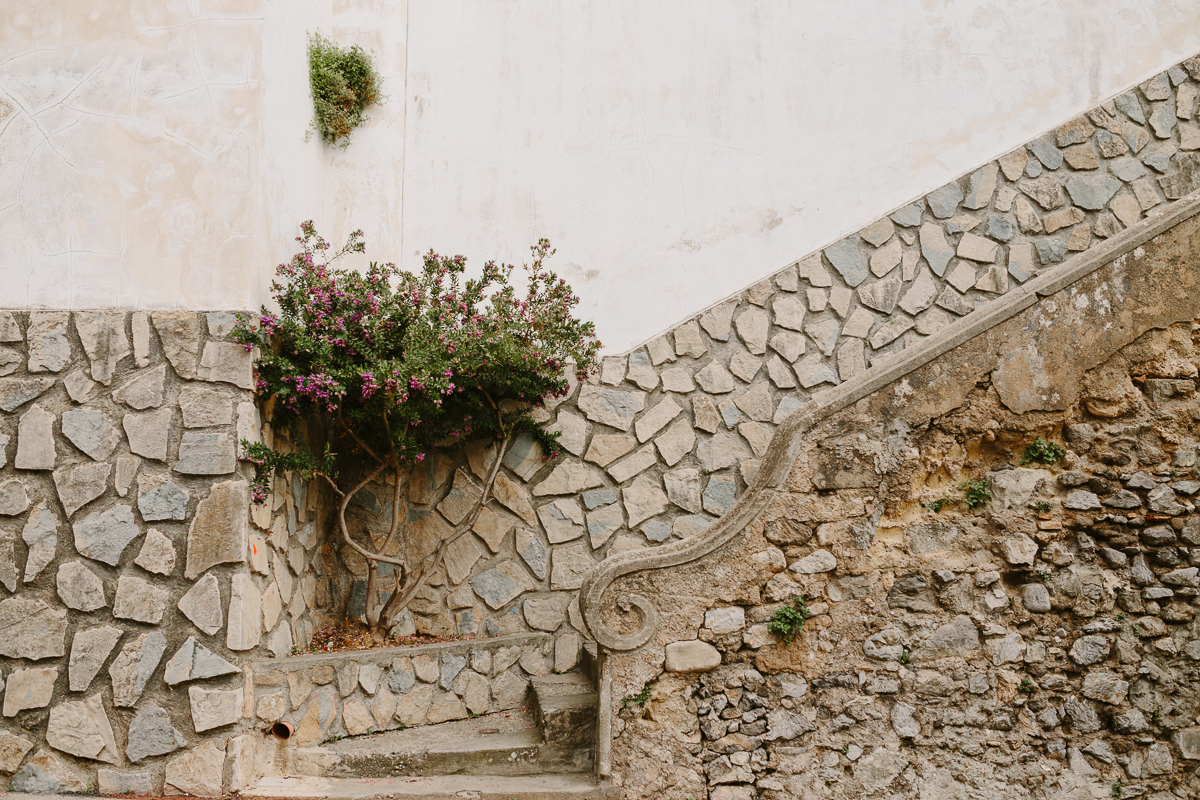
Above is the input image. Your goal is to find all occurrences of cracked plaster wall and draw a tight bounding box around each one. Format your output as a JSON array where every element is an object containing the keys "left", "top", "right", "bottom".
[{"left": 6, "top": 2, "right": 1200, "bottom": 353}]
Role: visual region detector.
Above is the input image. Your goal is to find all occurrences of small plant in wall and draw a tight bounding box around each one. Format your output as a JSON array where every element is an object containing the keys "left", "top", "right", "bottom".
[
  {"left": 235, "top": 222, "right": 601, "bottom": 640},
  {"left": 307, "top": 32, "right": 381, "bottom": 147},
  {"left": 1019, "top": 436, "right": 1065, "bottom": 466},
  {"left": 958, "top": 479, "right": 992, "bottom": 509},
  {"left": 767, "top": 596, "right": 811, "bottom": 644}
]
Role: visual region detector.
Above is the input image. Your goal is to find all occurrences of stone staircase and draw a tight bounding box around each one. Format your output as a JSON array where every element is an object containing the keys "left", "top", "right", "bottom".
[{"left": 243, "top": 652, "right": 609, "bottom": 800}]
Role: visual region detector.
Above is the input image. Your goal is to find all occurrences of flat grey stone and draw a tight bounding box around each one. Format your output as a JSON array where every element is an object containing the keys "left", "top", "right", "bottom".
[
  {"left": 61, "top": 408, "right": 120, "bottom": 461},
  {"left": 126, "top": 704, "right": 186, "bottom": 763},
  {"left": 792, "top": 548, "right": 837, "bottom": 574},
  {"left": 735, "top": 306, "right": 769, "bottom": 353},
  {"left": 74, "top": 311, "right": 130, "bottom": 385},
  {"left": 701, "top": 476, "right": 736, "bottom": 515},
  {"left": 823, "top": 238, "right": 868, "bottom": 286},
  {"left": 16, "top": 404, "right": 57, "bottom": 469},
  {"left": 471, "top": 560, "right": 535, "bottom": 609},
  {"left": 890, "top": 702, "right": 920, "bottom": 738},
  {"left": 73, "top": 503, "right": 139, "bottom": 566},
  {"left": 0, "top": 729, "right": 34, "bottom": 773},
  {"left": 227, "top": 573, "right": 262, "bottom": 651},
  {"left": 912, "top": 615, "right": 978, "bottom": 662},
  {"left": 857, "top": 273, "right": 902, "bottom": 314},
  {"left": 134, "top": 528, "right": 176, "bottom": 575},
  {"left": 123, "top": 408, "right": 172, "bottom": 461},
  {"left": 163, "top": 637, "right": 239, "bottom": 686},
  {"left": 112, "top": 365, "right": 166, "bottom": 410},
  {"left": 0, "top": 597, "right": 66, "bottom": 661},
  {"left": 185, "top": 479, "right": 248, "bottom": 579},
  {"left": 0, "top": 377, "right": 55, "bottom": 412},
  {"left": 985, "top": 215, "right": 1013, "bottom": 241},
  {"left": 918, "top": 222, "right": 954, "bottom": 276},
  {"left": 57, "top": 560, "right": 106, "bottom": 612},
  {"left": 1070, "top": 634, "right": 1110, "bottom": 666},
  {"left": 175, "top": 431, "right": 236, "bottom": 475},
  {"left": 21, "top": 504, "right": 58, "bottom": 582},
  {"left": 1035, "top": 236, "right": 1068, "bottom": 265},
  {"left": 537, "top": 498, "right": 584, "bottom": 544},
  {"left": 109, "top": 632, "right": 167, "bottom": 707},
  {"left": 178, "top": 573, "right": 223, "bottom": 635},
  {"left": 550, "top": 542, "right": 595, "bottom": 590},
  {"left": 67, "top": 625, "right": 122, "bottom": 692},
  {"left": 963, "top": 163, "right": 998, "bottom": 208},
  {"left": 577, "top": 385, "right": 646, "bottom": 431},
  {"left": 113, "top": 575, "right": 170, "bottom": 624},
  {"left": 11, "top": 749, "right": 86, "bottom": 793},
  {"left": 586, "top": 502, "right": 624, "bottom": 549},
  {"left": 52, "top": 462, "right": 111, "bottom": 517},
  {"left": 1021, "top": 176, "right": 1066, "bottom": 209},
  {"left": 46, "top": 694, "right": 119, "bottom": 764},
  {"left": 1066, "top": 174, "right": 1122, "bottom": 210},
  {"left": 772, "top": 295, "right": 806, "bottom": 331},
  {"left": 1062, "top": 490, "right": 1100, "bottom": 510},
  {"left": 0, "top": 346, "right": 21, "bottom": 376},
  {"left": 0, "top": 479, "right": 28, "bottom": 516},
  {"left": 664, "top": 640, "right": 720, "bottom": 672},
  {"left": 26, "top": 312, "right": 71, "bottom": 373},
  {"left": 890, "top": 202, "right": 924, "bottom": 227},
  {"left": 188, "top": 686, "right": 242, "bottom": 732},
  {"left": 794, "top": 355, "right": 839, "bottom": 389},
  {"left": 152, "top": 312, "right": 203, "bottom": 379},
  {"left": 925, "top": 182, "right": 963, "bottom": 218},
  {"left": 63, "top": 369, "right": 95, "bottom": 403},
  {"left": 1082, "top": 671, "right": 1128, "bottom": 705},
  {"left": 1149, "top": 101, "right": 1176, "bottom": 138},
  {"left": 179, "top": 385, "right": 234, "bottom": 428},
  {"left": 138, "top": 479, "right": 189, "bottom": 521},
  {"left": 1022, "top": 583, "right": 1051, "bottom": 613},
  {"left": 1159, "top": 152, "right": 1200, "bottom": 199},
  {"left": 1144, "top": 151, "right": 1172, "bottom": 172},
  {"left": 1027, "top": 138, "right": 1063, "bottom": 169},
  {"left": 0, "top": 312, "right": 20, "bottom": 343}
]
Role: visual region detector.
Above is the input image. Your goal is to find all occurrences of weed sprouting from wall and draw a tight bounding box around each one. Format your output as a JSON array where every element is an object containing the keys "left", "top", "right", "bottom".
[{"left": 307, "top": 32, "right": 381, "bottom": 148}]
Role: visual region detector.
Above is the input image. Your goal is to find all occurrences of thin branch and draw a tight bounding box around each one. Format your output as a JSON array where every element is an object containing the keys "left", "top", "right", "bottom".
[
  {"left": 379, "top": 433, "right": 511, "bottom": 627},
  {"left": 335, "top": 461, "right": 407, "bottom": 567}
]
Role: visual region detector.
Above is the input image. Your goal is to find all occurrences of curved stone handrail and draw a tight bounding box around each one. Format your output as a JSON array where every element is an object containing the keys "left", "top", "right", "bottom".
[{"left": 579, "top": 190, "right": 1200, "bottom": 651}]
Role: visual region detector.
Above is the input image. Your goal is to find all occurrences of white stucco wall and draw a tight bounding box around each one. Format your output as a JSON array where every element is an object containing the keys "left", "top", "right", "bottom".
[{"left": 3, "top": 1, "right": 1200, "bottom": 351}]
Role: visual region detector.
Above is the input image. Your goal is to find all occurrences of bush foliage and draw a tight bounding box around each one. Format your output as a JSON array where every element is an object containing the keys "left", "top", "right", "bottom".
[
  {"left": 308, "top": 32, "right": 380, "bottom": 147},
  {"left": 235, "top": 222, "right": 601, "bottom": 634}
]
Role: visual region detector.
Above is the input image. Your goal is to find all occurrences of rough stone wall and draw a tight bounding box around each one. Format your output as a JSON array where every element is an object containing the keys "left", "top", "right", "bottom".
[
  {"left": 0, "top": 310, "right": 327, "bottom": 796},
  {"left": 591, "top": 215, "right": 1200, "bottom": 799},
  {"left": 331, "top": 52, "right": 1200, "bottom": 675}
]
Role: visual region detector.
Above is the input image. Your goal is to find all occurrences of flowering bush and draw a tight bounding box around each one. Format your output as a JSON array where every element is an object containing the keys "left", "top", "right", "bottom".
[{"left": 235, "top": 222, "right": 601, "bottom": 636}]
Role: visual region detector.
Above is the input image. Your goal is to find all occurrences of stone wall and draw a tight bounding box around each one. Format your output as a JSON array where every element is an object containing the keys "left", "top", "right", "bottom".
[
  {"left": 589, "top": 208, "right": 1200, "bottom": 798},
  {"left": 0, "top": 310, "right": 328, "bottom": 796},
  {"left": 246, "top": 633, "right": 568, "bottom": 755},
  {"left": 332, "top": 51, "right": 1200, "bottom": 664}
]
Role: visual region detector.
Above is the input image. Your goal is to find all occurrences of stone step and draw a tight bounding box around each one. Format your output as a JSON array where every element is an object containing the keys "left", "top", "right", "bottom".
[
  {"left": 243, "top": 773, "right": 616, "bottom": 800},
  {"left": 292, "top": 708, "right": 548, "bottom": 778},
  {"left": 530, "top": 674, "right": 598, "bottom": 773}
]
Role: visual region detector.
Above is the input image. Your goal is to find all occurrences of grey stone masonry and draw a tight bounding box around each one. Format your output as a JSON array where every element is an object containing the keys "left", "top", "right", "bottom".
[
  {"left": 0, "top": 309, "right": 322, "bottom": 796},
  {"left": 335, "top": 47, "right": 1200, "bottom": 679}
]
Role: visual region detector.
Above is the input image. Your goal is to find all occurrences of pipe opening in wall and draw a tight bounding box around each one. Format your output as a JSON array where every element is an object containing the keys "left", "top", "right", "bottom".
[{"left": 271, "top": 722, "right": 294, "bottom": 741}]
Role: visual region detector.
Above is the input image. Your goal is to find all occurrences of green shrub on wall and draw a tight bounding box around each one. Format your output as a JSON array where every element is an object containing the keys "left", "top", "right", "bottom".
[{"left": 308, "top": 32, "right": 380, "bottom": 147}]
